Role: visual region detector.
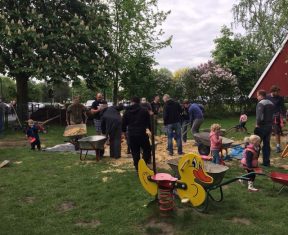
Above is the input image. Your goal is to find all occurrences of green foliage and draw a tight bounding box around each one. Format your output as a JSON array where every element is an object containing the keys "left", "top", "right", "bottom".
[
  {"left": 233, "top": 0, "right": 288, "bottom": 54},
  {"left": 105, "top": 0, "right": 171, "bottom": 103},
  {"left": 120, "top": 53, "right": 155, "bottom": 100},
  {"left": 0, "top": 0, "right": 112, "bottom": 83},
  {"left": 153, "top": 68, "right": 174, "bottom": 98},
  {"left": 0, "top": 76, "right": 16, "bottom": 102},
  {"left": 0, "top": 0, "right": 113, "bottom": 120},
  {"left": 72, "top": 80, "right": 95, "bottom": 103},
  {"left": 212, "top": 26, "right": 268, "bottom": 97}
]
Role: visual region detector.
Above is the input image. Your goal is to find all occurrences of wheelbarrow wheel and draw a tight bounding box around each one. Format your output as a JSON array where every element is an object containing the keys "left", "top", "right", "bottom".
[{"left": 198, "top": 144, "right": 210, "bottom": 156}]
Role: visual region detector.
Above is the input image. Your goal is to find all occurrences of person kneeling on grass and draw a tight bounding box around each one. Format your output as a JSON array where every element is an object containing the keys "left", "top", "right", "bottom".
[
  {"left": 26, "top": 119, "right": 41, "bottom": 151},
  {"left": 241, "top": 134, "right": 261, "bottom": 192},
  {"left": 210, "top": 123, "right": 222, "bottom": 164}
]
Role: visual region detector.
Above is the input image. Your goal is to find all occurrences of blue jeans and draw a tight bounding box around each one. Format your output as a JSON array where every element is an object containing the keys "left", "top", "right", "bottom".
[
  {"left": 93, "top": 119, "right": 102, "bottom": 135},
  {"left": 167, "top": 122, "right": 183, "bottom": 154},
  {"left": 211, "top": 150, "right": 221, "bottom": 164},
  {"left": 191, "top": 118, "right": 204, "bottom": 135}
]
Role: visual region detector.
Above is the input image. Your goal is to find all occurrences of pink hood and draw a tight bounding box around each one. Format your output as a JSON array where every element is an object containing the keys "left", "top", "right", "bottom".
[{"left": 210, "top": 131, "right": 222, "bottom": 150}]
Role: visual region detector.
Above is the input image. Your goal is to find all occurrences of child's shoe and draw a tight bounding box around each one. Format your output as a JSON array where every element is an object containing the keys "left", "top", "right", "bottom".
[{"left": 248, "top": 181, "right": 259, "bottom": 192}]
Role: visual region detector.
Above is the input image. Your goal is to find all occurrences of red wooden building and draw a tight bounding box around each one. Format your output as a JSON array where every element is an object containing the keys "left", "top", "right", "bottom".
[{"left": 249, "top": 35, "right": 288, "bottom": 98}]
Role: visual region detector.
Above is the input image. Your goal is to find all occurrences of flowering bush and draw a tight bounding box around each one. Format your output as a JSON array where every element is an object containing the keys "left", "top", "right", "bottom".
[{"left": 195, "top": 61, "right": 239, "bottom": 105}]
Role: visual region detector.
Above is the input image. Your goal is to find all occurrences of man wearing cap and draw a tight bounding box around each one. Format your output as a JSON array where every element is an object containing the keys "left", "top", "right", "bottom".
[{"left": 267, "top": 85, "right": 286, "bottom": 153}]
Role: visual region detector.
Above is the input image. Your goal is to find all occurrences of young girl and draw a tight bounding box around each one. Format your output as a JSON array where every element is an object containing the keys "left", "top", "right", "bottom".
[
  {"left": 241, "top": 135, "right": 261, "bottom": 192},
  {"left": 210, "top": 123, "right": 222, "bottom": 164},
  {"left": 26, "top": 119, "right": 41, "bottom": 150}
]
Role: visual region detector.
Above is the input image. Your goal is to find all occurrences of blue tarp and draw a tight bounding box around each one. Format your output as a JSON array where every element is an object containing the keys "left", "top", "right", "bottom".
[{"left": 230, "top": 146, "right": 244, "bottom": 160}]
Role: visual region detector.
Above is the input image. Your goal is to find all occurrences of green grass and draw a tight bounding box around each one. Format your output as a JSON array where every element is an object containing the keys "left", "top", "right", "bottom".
[{"left": 1, "top": 117, "right": 288, "bottom": 235}]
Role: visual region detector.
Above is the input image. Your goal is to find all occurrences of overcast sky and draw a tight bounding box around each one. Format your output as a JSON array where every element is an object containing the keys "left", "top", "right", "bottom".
[{"left": 155, "top": 0, "right": 239, "bottom": 72}]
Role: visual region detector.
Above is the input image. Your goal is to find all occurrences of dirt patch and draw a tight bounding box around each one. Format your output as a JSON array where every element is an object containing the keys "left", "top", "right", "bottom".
[
  {"left": 101, "top": 169, "right": 126, "bottom": 174},
  {"left": 75, "top": 220, "right": 101, "bottom": 229},
  {"left": 111, "top": 136, "right": 199, "bottom": 170},
  {"left": 57, "top": 201, "right": 76, "bottom": 212},
  {"left": 145, "top": 218, "right": 174, "bottom": 235},
  {"left": 0, "top": 139, "right": 29, "bottom": 148},
  {"left": 231, "top": 217, "right": 251, "bottom": 225},
  {"left": 22, "top": 196, "right": 36, "bottom": 204},
  {"left": 102, "top": 177, "right": 109, "bottom": 183},
  {"left": 279, "top": 164, "right": 288, "bottom": 170}
]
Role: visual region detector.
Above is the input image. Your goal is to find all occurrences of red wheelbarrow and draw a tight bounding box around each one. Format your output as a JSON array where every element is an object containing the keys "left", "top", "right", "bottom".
[{"left": 269, "top": 172, "right": 288, "bottom": 194}]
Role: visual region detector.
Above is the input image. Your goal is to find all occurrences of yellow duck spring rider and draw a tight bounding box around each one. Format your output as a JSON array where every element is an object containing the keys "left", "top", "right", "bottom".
[{"left": 138, "top": 153, "right": 213, "bottom": 210}]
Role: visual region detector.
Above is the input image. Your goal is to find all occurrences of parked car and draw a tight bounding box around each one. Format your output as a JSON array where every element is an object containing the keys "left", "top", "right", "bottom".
[
  {"left": 28, "top": 102, "right": 45, "bottom": 112},
  {"left": 2, "top": 103, "right": 11, "bottom": 113},
  {"left": 84, "top": 100, "right": 95, "bottom": 110}
]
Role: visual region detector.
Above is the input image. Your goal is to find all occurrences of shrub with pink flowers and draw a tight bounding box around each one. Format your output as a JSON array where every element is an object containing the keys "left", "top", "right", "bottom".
[{"left": 194, "top": 61, "right": 239, "bottom": 106}]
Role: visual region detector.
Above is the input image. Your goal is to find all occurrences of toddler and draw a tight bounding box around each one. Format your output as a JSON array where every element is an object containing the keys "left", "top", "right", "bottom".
[
  {"left": 210, "top": 123, "right": 222, "bottom": 164},
  {"left": 239, "top": 111, "right": 248, "bottom": 132},
  {"left": 26, "top": 119, "right": 41, "bottom": 150},
  {"left": 241, "top": 135, "right": 261, "bottom": 192}
]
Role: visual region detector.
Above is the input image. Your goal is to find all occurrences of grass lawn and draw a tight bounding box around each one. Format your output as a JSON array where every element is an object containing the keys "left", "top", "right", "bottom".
[{"left": 1, "top": 116, "right": 288, "bottom": 235}]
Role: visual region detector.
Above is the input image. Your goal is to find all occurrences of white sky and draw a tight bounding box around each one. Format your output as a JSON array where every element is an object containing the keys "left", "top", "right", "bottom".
[{"left": 155, "top": 0, "right": 240, "bottom": 72}]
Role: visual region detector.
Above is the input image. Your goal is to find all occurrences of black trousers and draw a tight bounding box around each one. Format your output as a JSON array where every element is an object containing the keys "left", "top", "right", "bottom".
[
  {"left": 129, "top": 134, "right": 151, "bottom": 170},
  {"left": 108, "top": 126, "right": 122, "bottom": 158},
  {"left": 31, "top": 139, "right": 41, "bottom": 150}
]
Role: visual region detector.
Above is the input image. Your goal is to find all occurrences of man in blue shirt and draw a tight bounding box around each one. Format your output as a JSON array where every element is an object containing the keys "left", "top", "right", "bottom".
[{"left": 188, "top": 103, "right": 204, "bottom": 135}]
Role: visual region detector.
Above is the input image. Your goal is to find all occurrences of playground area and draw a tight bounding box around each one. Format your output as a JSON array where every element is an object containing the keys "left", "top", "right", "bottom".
[{"left": 1, "top": 116, "right": 288, "bottom": 234}]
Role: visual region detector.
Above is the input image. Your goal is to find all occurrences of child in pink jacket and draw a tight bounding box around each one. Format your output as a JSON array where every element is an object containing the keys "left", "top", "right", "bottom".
[
  {"left": 241, "top": 134, "right": 261, "bottom": 192},
  {"left": 210, "top": 123, "right": 222, "bottom": 164}
]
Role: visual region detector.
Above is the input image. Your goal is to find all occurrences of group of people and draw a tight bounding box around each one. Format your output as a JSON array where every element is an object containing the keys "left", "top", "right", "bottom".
[
  {"left": 63, "top": 93, "right": 206, "bottom": 171},
  {"left": 25, "top": 84, "right": 286, "bottom": 181},
  {"left": 227, "top": 85, "right": 285, "bottom": 192}
]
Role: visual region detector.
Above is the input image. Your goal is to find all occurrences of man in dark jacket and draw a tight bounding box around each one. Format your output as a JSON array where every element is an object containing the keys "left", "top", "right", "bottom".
[
  {"left": 101, "top": 105, "right": 123, "bottom": 159},
  {"left": 163, "top": 94, "right": 183, "bottom": 156},
  {"left": 122, "top": 97, "right": 151, "bottom": 171},
  {"left": 255, "top": 89, "right": 274, "bottom": 167},
  {"left": 267, "top": 85, "right": 286, "bottom": 153}
]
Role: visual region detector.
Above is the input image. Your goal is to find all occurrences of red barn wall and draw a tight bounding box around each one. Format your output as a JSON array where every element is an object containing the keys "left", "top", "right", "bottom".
[{"left": 251, "top": 40, "right": 288, "bottom": 97}]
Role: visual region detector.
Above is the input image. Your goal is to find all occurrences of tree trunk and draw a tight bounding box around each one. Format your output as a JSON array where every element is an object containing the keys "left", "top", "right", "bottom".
[
  {"left": 112, "top": 72, "right": 119, "bottom": 105},
  {"left": 16, "top": 75, "right": 29, "bottom": 124}
]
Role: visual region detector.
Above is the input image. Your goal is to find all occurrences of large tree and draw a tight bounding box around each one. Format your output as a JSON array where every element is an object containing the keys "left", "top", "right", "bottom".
[
  {"left": 233, "top": 0, "right": 288, "bottom": 54},
  {"left": 105, "top": 0, "right": 171, "bottom": 104},
  {"left": 212, "top": 26, "right": 268, "bottom": 97},
  {"left": 0, "top": 0, "right": 112, "bottom": 121}
]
